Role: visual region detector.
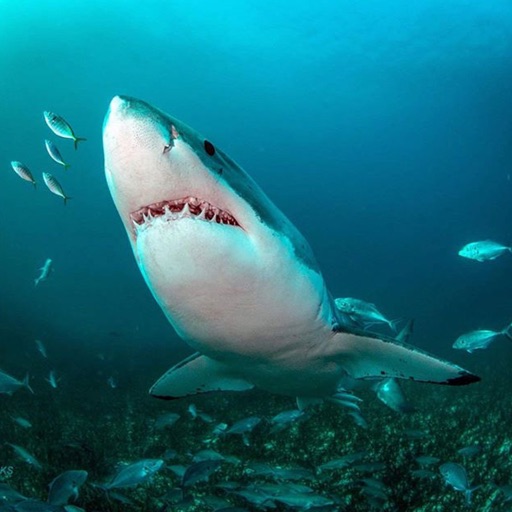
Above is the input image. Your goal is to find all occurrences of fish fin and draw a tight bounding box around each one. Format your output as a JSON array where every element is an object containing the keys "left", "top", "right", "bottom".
[
  {"left": 23, "top": 373, "right": 34, "bottom": 394},
  {"left": 328, "top": 330, "right": 480, "bottom": 385},
  {"left": 74, "top": 137, "right": 87, "bottom": 150},
  {"left": 465, "top": 485, "right": 481, "bottom": 505},
  {"left": 63, "top": 196, "right": 72, "bottom": 205},
  {"left": 502, "top": 323, "right": 512, "bottom": 341},
  {"left": 396, "top": 319, "right": 414, "bottom": 344},
  {"left": 389, "top": 318, "right": 401, "bottom": 333},
  {"left": 150, "top": 353, "right": 254, "bottom": 400},
  {"left": 64, "top": 163, "right": 71, "bottom": 171},
  {"left": 296, "top": 397, "right": 323, "bottom": 410}
]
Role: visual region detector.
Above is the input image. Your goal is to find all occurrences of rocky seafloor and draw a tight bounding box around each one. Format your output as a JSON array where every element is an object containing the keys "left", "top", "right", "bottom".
[{"left": 0, "top": 348, "right": 511, "bottom": 512}]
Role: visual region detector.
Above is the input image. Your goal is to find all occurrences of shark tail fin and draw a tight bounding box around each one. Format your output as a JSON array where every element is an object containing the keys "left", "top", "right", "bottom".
[
  {"left": 329, "top": 331, "right": 480, "bottom": 386},
  {"left": 73, "top": 137, "right": 87, "bottom": 150},
  {"left": 149, "top": 353, "right": 254, "bottom": 400},
  {"left": 23, "top": 373, "right": 34, "bottom": 394}
]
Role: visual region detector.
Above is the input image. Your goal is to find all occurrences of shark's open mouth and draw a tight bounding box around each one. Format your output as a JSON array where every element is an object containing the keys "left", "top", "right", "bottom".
[{"left": 130, "top": 196, "right": 240, "bottom": 230}]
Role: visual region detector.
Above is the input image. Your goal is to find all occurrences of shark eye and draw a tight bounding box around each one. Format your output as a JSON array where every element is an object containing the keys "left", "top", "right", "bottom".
[{"left": 204, "top": 140, "right": 215, "bottom": 156}]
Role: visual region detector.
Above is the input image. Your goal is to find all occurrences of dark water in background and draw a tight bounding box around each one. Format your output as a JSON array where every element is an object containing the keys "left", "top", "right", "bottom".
[{"left": 1, "top": 1, "right": 512, "bottom": 510}]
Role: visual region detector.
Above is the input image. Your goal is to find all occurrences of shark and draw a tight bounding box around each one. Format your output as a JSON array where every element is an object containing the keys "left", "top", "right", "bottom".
[{"left": 102, "top": 96, "right": 479, "bottom": 405}]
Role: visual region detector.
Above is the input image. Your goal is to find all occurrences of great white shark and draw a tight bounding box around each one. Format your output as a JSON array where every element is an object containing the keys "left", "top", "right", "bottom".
[{"left": 103, "top": 96, "right": 479, "bottom": 405}]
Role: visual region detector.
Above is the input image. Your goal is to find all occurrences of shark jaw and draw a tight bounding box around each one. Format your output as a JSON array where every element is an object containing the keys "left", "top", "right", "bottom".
[
  {"left": 103, "top": 96, "right": 479, "bottom": 402},
  {"left": 130, "top": 196, "right": 240, "bottom": 232},
  {"left": 103, "top": 96, "right": 332, "bottom": 363}
]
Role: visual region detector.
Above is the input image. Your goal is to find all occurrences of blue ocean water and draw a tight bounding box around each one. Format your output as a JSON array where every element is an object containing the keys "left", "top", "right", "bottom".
[{"left": 1, "top": 1, "right": 512, "bottom": 510}]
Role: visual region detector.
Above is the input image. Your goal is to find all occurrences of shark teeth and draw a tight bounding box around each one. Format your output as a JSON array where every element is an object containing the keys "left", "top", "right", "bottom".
[{"left": 130, "top": 196, "right": 240, "bottom": 232}]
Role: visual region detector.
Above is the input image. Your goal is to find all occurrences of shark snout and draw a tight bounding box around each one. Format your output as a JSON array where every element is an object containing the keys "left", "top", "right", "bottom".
[{"left": 103, "top": 95, "right": 136, "bottom": 131}]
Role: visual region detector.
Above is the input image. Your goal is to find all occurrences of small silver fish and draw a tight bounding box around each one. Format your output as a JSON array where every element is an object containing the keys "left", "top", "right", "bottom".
[
  {"left": 45, "top": 140, "right": 70, "bottom": 169},
  {"left": 35, "top": 339, "right": 48, "bottom": 358},
  {"left": 43, "top": 172, "right": 71, "bottom": 204},
  {"left": 6, "top": 443, "right": 43, "bottom": 470},
  {"left": 225, "top": 416, "right": 261, "bottom": 447},
  {"left": 373, "top": 378, "right": 415, "bottom": 414},
  {"left": 107, "top": 376, "right": 117, "bottom": 388},
  {"left": 458, "top": 240, "right": 511, "bottom": 262},
  {"left": 318, "top": 451, "right": 368, "bottom": 472},
  {"left": 440, "top": 462, "right": 479, "bottom": 505},
  {"left": 154, "top": 412, "right": 180, "bottom": 430},
  {"left": 0, "top": 483, "right": 28, "bottom": 502},
  {"left": 187, "top": 403, "right": 213, "bottom": 423},
  {"left": 0, "top": 370, "right": 34, "bottom": 395},
  {"left": 212, "top": 422, "right": 228, "bottom": 436},
  {"left": 192, "top": 449, "right": 225, "bottom": 463},
  {"left": 270, "top": 409, "right": 305, "bottom": 433},
  {"left": 48, "top": 469, "right": 88, "bottom": 506},
  {"left": 453, "top": 323, "right": 512, "bottom": 353},
  {"left": 44, "top": 111, "right": 86, "bottom": 150},
  {"left": 35, "top": 258, "right": 53, "bottom": 286},
  {"left": 328, "top": 388, "right": 363, "bottom": 413},
  {"left": 335, "top": 297, "right": 399, "bottom": 331},
  {"left": 274, "top": 493, "right": 334, "bottom": 509},
  {"left": 348, "top": 410, "right": 368, "bottom": 429},
  {"left": 225, "top": 417, "right": 261, "bottom": 435},
  {"left": 101, "top": 459, "right": 163, "bottom": 490},
  {"left": 457, "top": 445, "right": 481, "bottom": 458},
  {"left": 11, "top": 416, "right": 32, "bottom": 429},
  {"left": 46, "top": 370, "right": 59, "bottom": 389},
  {"left": 268, "top": 465, "right": 315, "bottom": 481},
  {"left": 415, "top": 455, "right": 440, "bottom": 467},
  {"left": 10, "top": 161, "right": 36, "bottom": 187},
  {"left": 182, "top": 460, "right": 223, "bottom": 487}
]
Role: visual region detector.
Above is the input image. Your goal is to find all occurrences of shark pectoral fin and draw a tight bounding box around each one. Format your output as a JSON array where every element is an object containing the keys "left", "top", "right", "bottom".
[
  {"left": 331, "top": 332, "right": 480, "bottom": 385},
  {"left": 149, "top": 352, "right": 254, "bottom": 400}
]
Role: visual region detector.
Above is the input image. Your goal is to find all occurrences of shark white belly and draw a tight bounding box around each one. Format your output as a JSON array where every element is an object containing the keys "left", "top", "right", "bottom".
[{"left": 102, "top": 96, "right": 479, "bottom": 401}]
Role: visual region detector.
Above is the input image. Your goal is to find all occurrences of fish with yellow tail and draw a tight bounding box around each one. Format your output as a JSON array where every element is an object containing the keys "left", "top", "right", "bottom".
[
  {"left": 44, "top": 111, "right": 86, "bottom": 150},
  {"left": 42, "top": 172, "right": 71, "bottom": 204}
]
